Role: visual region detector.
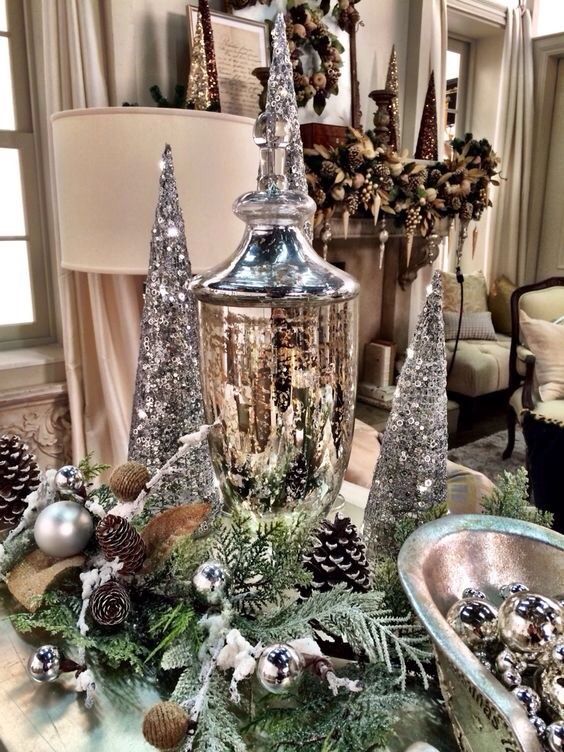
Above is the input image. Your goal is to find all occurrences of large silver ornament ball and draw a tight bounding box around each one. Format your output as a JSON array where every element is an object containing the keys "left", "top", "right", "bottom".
[
  {"left": 54, "top": 465, "right": 85, "bottom": 498},
  {"left": 27, "top": 645, "right": 61, "bottom": 683},
  {"left": 257, "top": 643, "right": 304, "bottom": 695},
  {"left": 541, "top": 668, "right": 564, "bottom": 719},
  {"left": 192, "top": 561, "right": 228, "bottom": 605},
  {"left": 499, "top": 582, "right": 529, "bottom": 600},
  {"left": 547, "top": 722, "right": 564, "bottom": 751},
  {"left": 498, "top": 593, "right": 564, "bottom": 657},
  {"left": 446, "top": 598, "right": 498, "bottom": 649},
  {"left": 512, "top": 685, "right": 542, "bottom": 716},
  {"left": 34, "top": 500, "right": 94, "bottom": 557}
]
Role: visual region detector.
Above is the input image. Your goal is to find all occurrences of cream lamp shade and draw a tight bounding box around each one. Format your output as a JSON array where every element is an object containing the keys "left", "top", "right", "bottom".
[{"left": 51, "top": 108, "right": 258, "bottom": 274}]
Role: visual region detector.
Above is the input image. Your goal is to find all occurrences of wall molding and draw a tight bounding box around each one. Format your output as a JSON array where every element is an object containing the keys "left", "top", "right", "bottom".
[{"left": 447, "top": 0, "right": 507, "bottom": 28}]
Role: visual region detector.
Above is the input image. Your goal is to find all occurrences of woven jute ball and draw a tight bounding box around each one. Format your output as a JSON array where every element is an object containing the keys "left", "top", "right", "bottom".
[
  {"left": 109, "top": 461, "right": 150, "bottom": 501},
  {"left": 142, "top": 701, "right": 190, "bottom": 750}
]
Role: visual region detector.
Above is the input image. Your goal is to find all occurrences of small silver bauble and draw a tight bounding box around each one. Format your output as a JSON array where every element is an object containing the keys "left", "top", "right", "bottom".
[
  {"left": 27, "top": 645, "right": 61, "bottom": 683},
  {"left": 34, "top": 500, "right": 94, "bottom": 557},
  {"left": 498, "top": 593, "right": 564, "bottom": 657},
  {"left": 446, "top": 598, "right": 498, "bottom": 649},
  {"left": 547, "top": 722, "right": 564, "bottom": 751},
  {"left": 54, "top": 465, "right": 85, "bottom": 498},
  {"left": 512, "top": 685, "right": 542, "bottom": 716},
  {"left": 496, "top": 648, "right": 527, "bottom": 675},
  {"left": 192, "top": 561, "right": 229, "bottom": 605},
  {"left": 552, "top": 644, "right": 564, "bottom": 667},
  {"left": 541, "top": 668, "right": 564, "bottom": 719},
  {"left": 257, "top": 643, "right": 304, "bottom": 695},
  {"left": 529, "top": 715, "right": 547, "bottom": 737},
  {"left": 462, "top": 587, "right": 486, "bottom": 600},
  {"left": 499, "top": 582, "right": 529, "bottom": 600},
  {"left": 501, "top": 668, "right": 522, "bottom": 689}
]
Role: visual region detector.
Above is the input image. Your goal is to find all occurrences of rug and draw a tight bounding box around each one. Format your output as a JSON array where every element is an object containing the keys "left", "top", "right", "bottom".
[{"left": 448, "top": 429, "right": 526, "bottom": 483}]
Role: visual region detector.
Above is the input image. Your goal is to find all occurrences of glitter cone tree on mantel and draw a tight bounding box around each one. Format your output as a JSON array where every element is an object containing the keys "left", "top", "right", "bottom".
[
  {"left": 128, "top": 145, "right": 219, "bottom": 516},
  {"left": 363, "top": 271, "right": 448, "bottom": 560}
]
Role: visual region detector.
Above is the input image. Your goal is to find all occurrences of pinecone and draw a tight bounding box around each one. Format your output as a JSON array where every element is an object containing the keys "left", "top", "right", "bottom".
[
  {"left": 346, "top": 144, "right": 364, "bottom": 170},
  {"left": 407, "top": 168, "right": 427, "bottom": 192},
  {"left": 320, "top": 160, "right": 338, "bottom": 180},
  {"left": 372, "top": 162, "right": 391, "bottom": 181},
  {"left": 345, "top": 191, "right": 360, "bottom": 215},
  {"left": 90, "top": 580, "right": 130, "bottom": 626},
  {"left": 429, "top": 168, "right": 442, "bottom": 185},
  {"left": 300, "top": 513, "right": 371, "bottom": 597},
  {"left": 96, "top": 514, "right": 146, "bottom": 574},
  {"left": 460, "top": 201, "right": 474, "bottom": 221},
  {"left": 0, "top": 435, "right": 40, "bottom": 529}
]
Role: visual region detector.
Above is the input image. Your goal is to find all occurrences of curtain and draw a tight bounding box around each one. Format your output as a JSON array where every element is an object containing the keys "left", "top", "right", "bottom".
[
  {"left": 489, "top": 2, "right": 534, "bottom": 285},
  {"left": 27, "top": 0, "right": 144, "bottom": 467}
]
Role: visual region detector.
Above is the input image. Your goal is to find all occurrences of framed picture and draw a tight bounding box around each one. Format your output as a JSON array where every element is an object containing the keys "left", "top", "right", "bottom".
[{"left": 187, "top": 5, "right": 269, "bottom": 120}]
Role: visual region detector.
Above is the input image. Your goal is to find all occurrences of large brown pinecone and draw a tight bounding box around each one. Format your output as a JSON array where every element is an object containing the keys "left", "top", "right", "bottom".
[
  {"left": 90, "top": 580, "right": 130, "bottom": 626},
  {"left": 96, "top": 514, "right": 146, "bottom": 574},
  {"left": 0, "top": 435, "right": 41, "bottom": 529},
  {"left": 300, "top": 513, "right": 371, "bottom": 597}
]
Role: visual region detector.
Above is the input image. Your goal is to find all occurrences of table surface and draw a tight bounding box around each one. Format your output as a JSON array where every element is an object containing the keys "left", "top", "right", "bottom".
[{"left": 0, "top": 484, "right": 457, "bottom": 752}]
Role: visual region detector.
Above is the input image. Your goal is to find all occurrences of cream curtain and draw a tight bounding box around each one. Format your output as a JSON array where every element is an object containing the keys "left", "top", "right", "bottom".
[
  {"left": 27, "top": 0, "right": 144, "bottom": 466},
  {"left": 490, "top": 2, "right": 534, "bottom": 285}
]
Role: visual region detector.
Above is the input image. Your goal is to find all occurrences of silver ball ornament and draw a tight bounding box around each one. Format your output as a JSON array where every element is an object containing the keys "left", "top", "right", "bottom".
[
  {"left": 446, "top": 598, "right": 498, "bottom": 649},
  {"left": 512, "top": 685, "right": 542, "bottom": 716},
  {"left": 540, "top": 668, "right": 564, "bottom": 719},
  {"left": 257, "top": 643, "right": 304, "bottom": 694},
  {"left": 54, "top": 465, "right": 85, "bottom": 499},
  {"left": 499, "top": 582, "right": 529, "bottom": 600},
  {"left": 529, "top": 715, "right": 547, "bottom": 737},
  {"left": 552, "top": 644, "right": 564, "bottom": 667},
  {"left": 462, "top": 587, "right": 486, "bottom": 600},
  {"left": 501, "top": 668, "right": 522, "bottom": 689},
  {"left": 34, "top": 500, "right": 94, "bottom": 557},
  {"left": 547, "top": 722, "right": 564, "bottom": 751},
  {"left": 498, "top": 593, "right": 564, "bottom": 657},
  {"left": 27, "top": 645, "right": 61, "bottom": 683},
  {"left": 496, "top": 648, "right": 527, "bottom": 675},
  {"left": 192, "top": 561, "right": 228, "bottom": 605}
]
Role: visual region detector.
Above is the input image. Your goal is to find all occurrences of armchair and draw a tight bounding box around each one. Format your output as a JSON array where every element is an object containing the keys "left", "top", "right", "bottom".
[{"left": 503, "top": 277, "right": 564, "bottom": 459}]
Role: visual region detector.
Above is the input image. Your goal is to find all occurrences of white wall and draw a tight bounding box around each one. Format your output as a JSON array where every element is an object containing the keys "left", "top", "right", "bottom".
[{"left": 106, "top": 0, "right": 411, "bottom": 131}]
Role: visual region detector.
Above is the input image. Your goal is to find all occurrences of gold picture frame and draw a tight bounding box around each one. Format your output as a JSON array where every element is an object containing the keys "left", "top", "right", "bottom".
[{"left": 187, "top": 5, "right": 270, "bottom": 119}]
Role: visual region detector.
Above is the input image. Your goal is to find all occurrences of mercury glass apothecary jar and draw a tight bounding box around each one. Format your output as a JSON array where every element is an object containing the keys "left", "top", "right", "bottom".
[{"left": 191, "top": 116, "right": 359, "bottom": 516}]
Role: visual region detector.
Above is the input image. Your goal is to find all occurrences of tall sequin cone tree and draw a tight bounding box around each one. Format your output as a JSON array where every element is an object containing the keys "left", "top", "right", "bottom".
[
  {"left": 186, "top": 13, "right": 211, "bottom": 111},
  {"left": 363, "top": 272, "right": 448, "bottom": 560},
  {"left": 266, "top": 13, "right": 312, "bottom": 241},
  {"left": 128, "top": 145, "right": 219, "bottom": 517},
  {"left": 198, "top": 0, "right": 221, "bottom": 111},
  {"left": 385, "top": 45, "right": 400, "bottom": 152},
  {"left": 415, "top": 71, "right": 438, "bottom": 160}
]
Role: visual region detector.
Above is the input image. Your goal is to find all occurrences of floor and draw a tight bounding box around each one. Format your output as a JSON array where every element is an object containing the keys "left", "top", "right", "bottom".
[{"left": 356, "top": 391, "right": 509, "bottom": 451}]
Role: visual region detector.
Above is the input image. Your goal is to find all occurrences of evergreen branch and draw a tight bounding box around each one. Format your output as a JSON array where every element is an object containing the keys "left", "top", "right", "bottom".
[
  {"left": 482, "top": 468, "right": 553, "bottom": 527},
  {"left": 78, "top": 452, "right": 110, "bottom": 483}
]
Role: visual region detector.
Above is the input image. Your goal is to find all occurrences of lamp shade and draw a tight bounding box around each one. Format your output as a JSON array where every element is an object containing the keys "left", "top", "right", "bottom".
[{"left": 51, "top": 108, "right": 257, "bottom": 274}]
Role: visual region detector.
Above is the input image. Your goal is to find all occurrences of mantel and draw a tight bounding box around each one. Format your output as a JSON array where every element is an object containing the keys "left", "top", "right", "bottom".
[{"left": 323, "top": 216, "right": 449, "bottom": 242}]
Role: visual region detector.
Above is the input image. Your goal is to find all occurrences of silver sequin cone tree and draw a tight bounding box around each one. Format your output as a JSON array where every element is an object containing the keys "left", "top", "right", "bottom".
[
  {"left": 266, "top": 13, "right": 312, "bottom": 242},
  {"left": 129, "top": 145, "right": 219, "bottom": 515},
  {"left": 363, "top": 271, "right": 448, "bottom": 560}
]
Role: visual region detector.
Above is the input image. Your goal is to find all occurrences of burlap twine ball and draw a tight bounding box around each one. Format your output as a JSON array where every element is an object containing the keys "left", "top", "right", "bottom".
[
  {"left": 109, "top": 461, "right": 150, "bottom": 501},
  {"left": 142, "top": 701, "right": 190, "bottom": 750}
]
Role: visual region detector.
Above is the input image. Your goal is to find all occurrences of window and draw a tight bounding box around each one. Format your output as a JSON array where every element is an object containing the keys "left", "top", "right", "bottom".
[
  {"left": 0, "top": 0, "right": 53, "bottom": 349},
  {"left": 445, "top": 38, "right": 471, "bottom": 144}
]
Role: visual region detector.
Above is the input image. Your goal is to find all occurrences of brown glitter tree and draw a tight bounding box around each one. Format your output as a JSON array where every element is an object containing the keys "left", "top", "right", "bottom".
[
  {"left": 415, "top": 71, "right": 438, "bottom": 161},
  {"left": 187, "top": 13, "right": 211, "bottom": 111},
  {"left": 385, "top": 45, "right": 400, "bottom": 151},
  {"left": 198, "top": 0, "right": 221, "bottom": 112}
]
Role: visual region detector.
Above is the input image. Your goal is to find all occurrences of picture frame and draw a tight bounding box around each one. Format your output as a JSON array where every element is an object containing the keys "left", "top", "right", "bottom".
[{"left": 187, "top": 4, "right": 270, "bottom": 120}]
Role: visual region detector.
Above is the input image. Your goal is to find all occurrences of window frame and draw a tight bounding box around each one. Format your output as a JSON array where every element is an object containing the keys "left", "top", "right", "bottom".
[
  {"left": 446, "top": 36, "right": 473, "bottom": 139},
  {"left": 0, "top": 0, "right": 54, "bottom": 350}
]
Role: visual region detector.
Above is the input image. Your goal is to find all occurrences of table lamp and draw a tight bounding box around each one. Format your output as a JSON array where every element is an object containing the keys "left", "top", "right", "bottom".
[{"left": 51, "top": 107, "right": 257, "bottom": 274}]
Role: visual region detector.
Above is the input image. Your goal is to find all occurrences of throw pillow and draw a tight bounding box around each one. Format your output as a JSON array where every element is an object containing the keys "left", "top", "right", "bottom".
[
  {"left": 488, "top": 275, "right": 516, "bottom": 335},
  {"left": 443, "top": 311, "right": 497, "bottom": 341},
  {"left": 522, "top": 410, "right": 564, "bottom": 533},
  {"left": 440, "top": 270, "right": 488, "bottom": 313},
  {"left": 520, "top": 310, "right": 564, "bottom": 401}
]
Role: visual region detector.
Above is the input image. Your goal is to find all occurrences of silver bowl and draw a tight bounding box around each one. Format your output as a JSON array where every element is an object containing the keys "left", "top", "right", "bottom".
[{"left": 398, "top": 514, "right": 564, "bottom": 752}]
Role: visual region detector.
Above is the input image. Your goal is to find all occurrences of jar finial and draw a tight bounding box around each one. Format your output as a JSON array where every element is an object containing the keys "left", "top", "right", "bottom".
[{"left": 254, "top": 112, "right": 290, "bottom": 192}]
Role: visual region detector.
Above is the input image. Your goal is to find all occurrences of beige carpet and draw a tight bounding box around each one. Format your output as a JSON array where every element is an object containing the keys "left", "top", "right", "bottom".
[{"left": 448, "top": 429, "right": 527, "bottom": 483}]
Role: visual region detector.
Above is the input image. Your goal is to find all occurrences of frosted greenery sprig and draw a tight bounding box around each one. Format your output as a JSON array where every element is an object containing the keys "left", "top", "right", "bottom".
[{"left": 482, "top": 467, "right": 553, "bottom": 527}]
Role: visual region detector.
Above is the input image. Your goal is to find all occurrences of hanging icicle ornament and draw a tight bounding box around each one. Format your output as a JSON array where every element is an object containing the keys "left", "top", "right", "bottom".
[
  {"left": 265, "top": 13, "right": 313, "bottom": 242},
  {"left": 128, "top": 145, "right": 220, "bottom": 520},
  {"left": 378, "top": 218, "right": 389, "bottom": 269},
  {"left": 191, "top": 112, "right": 359, "bottom": 517},
  {"left": 363, "top": 271, "right": 448, "bottom": 560},
  {"left": 186, "top": 12, "right": 211, "bottom": 111},
  {"left": 320, "top": 218, "right": 332, "bottom": 260}
]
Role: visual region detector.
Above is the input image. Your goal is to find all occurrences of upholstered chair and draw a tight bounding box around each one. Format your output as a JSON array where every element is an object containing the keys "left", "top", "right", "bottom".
[{"left": 504, "top": 277, "right": 564, "bottom": 458}]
